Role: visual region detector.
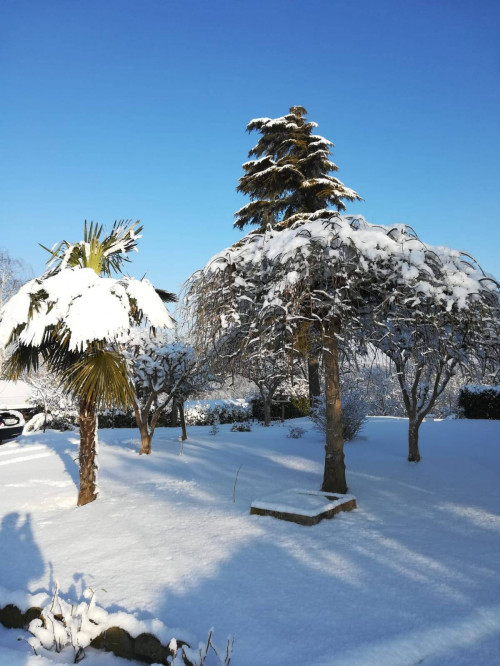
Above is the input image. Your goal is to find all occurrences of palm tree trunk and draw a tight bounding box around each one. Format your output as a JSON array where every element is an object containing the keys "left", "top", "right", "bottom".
[
  {"left": 321, "top": 320, "right": 347, "bottom": 494},
  {"left": 77, "top": 399, "right": 98, "bottom": 506}
]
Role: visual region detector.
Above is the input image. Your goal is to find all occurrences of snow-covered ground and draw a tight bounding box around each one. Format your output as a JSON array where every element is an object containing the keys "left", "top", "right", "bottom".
[{"left": 0, "top": 417, "right": 499, "bottom": 665}]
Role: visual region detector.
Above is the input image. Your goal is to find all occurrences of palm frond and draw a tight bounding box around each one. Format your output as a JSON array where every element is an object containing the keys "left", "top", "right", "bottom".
[
  {"left": 155, "top": 288, "right": 177, "bottom": 303},
  {"left": 41, "top": 220, "right": 143, "bottom": 277},
  {"left": 2, "top": 344, "right": 42, "bottom": 380},
  {"left": 63, "top": 349, "right": 134, "bottom": 409}
]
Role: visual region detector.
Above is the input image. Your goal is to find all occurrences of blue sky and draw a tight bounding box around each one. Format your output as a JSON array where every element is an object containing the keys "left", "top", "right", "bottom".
[{"left": 1, "top": 0, "right": 499, "bottom": 293}]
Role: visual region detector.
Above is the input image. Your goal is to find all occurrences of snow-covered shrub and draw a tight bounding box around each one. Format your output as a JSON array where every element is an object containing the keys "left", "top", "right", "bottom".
[
  {"left": 230, "top": 421, "right": 252, "bottom": 432},
  {"left": 26, "top": 586, "right": 233, "bottom": 665},
  {"left": 209, "top": 422, "right": 219, "bottom": 435},
  {"left": 24, "top": 410, "right": 78, "bottom": 433},
  {"left": 310, "top": 391, "right": 368, "bottom": 441},
  {"left": 27, "top": 586, "right": 100, "bottom": 662},
  {"left": 184, "top": 399, "right": 251, "bottom": 426},
  {"left": 23, "top": 412, "right": 51, "bottom": 433},
  {"left": 287, "top": 426, "right": 306, "bottom": 439},
  {"left": 458, "top": 385, "right": 500, "bottom": 420}
]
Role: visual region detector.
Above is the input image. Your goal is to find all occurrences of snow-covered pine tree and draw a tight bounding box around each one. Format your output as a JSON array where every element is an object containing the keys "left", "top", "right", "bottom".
[
  {"left": 235, "top": 106, "right": 362, "bottom": 405},
  {"left": 234, "top": 106, "right": 361, "bottom": 231}
]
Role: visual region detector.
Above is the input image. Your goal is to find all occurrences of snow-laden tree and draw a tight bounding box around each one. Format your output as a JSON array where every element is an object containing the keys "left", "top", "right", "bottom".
[
  {"left": 186, "top": 213, "right": 500, "bottom": 493},
  {"left": 365, "top": 281, "right": 500, "bottom": 460},
  {"left": 234, "top": 106, "right": 361, "bottom": 230},
  {"left": 0, "top": 221, "right": 174, "bottom": 505},
  {"left": 25, "top": 365, "right": 79, "bottom": 432},
  {"left": 355, "top": 355, "right": 406, "bottom": 417},
  {"left": 235, "top": 340, "right": 301, "bottom": 426},
  {"left": 0, "top": 249, "right": 31, "bottom": 368},
  {"left": 183, "top": 254, "right": 306, "bottom": 426},
  {"left": 122, "top": 328, "right": 210, "bottom": 453},
  {"left": 234, "top": 106, "right": 361, "bottom": 405},
  {"left": 469, "top": 317, "right": 500, "bottom": 385}
]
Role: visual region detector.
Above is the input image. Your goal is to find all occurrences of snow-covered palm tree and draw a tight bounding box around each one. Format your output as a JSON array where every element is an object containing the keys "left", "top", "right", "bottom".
[{"left": 0, "top": 221, "right": 174, "bottom": 506}]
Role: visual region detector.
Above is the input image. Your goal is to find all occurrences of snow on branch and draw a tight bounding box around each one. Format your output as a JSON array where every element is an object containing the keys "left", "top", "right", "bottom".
[{"left": 185, "top": 213, "right": 499, "bottom": 367}]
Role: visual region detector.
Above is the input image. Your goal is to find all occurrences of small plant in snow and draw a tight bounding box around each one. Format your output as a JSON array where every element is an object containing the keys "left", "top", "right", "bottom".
[
  {"left": 25, "top": 585, "right": 233, "bottom": 665},
  {"left": 209, "top": 422, "right": 219, "bottom": 435},
  {"left": 230, "top": 421, "right": 251, "bottom": 432},
  {"left": 171, "top": 629, "right": 234, "bottom": 665},
  {"left": 27, "top": 585, "right": 99, "bottom": 663},
  {"left": 287, "top": 426, "right": 306, "bottom": 439}
]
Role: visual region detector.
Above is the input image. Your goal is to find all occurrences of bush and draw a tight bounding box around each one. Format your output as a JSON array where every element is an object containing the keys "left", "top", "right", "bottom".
[
  {"left": 310, "top": 390, "right": 368, "bottom": 441},
  {"left": 290, "top": 395, "right": 311, "bottom": 415},
  {"left": 184, "top": 400, "right": 251, "bottom": 426},
  {"left": 457, "top": 385, "right": 500, "bottom": 420},
  {"left": 250, "top": 397, "right": 309, "bottom": 421},
  {"left": 25, "top": 411, "right": 78, "bottom": 433},
  {"left": 26, "top": 586, "right": 233, "bottom": 665},
  {"left": 230, "top": 422, "right": 252, "bottom": 432},
  {"left": 98, "top": 409, "right": 137, "bottom": 428},
  {"left": 287, "top": 426, "right": 306, "bottom": 439}
]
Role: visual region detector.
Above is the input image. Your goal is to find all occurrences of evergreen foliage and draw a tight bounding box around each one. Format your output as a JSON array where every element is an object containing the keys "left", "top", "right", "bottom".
[
  {"left": 234, "top": 106, "right": 361, "bottom": 230},
  {"left": 458, "top": 386, "right": 500, "bottom": 420}
]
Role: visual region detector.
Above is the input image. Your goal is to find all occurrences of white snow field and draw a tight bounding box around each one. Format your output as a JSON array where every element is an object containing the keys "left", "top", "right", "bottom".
[{"left": 0, "top": 417, "right": 499, "bottom": 665}]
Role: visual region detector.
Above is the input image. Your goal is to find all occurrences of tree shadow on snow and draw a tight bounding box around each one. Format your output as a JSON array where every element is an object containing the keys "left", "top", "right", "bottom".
[{"left": 147, "top": 489, "right": 500, "bottom": 665}]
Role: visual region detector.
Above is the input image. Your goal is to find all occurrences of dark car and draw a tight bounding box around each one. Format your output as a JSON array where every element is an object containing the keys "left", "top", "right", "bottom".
[{"left": 0, "top": 410, "right": 25, "bottom": 442}]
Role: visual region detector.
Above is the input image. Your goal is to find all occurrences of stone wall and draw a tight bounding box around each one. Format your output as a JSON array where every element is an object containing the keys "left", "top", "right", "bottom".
[{"left": 0, "top": 603, "right": 189, "bottom": 665}]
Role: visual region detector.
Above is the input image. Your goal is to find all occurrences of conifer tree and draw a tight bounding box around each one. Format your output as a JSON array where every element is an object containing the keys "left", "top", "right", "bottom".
[
  {"left": 234, "top": 106, "right": 361, "bottom": 230},
  {"left": 235, "top": 106, "right": 362, "bottom": 404}
]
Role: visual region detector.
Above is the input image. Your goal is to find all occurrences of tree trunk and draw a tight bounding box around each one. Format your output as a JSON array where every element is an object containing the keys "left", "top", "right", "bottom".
[
  {"left": 321, "top": 320, "right": 347, "bottom": 494},
  {"left": 170, "top": 400, "right": 178, "bottom": 427},
  {"left": 77, "top": 399, "right": 98, "bottom": 506},
  {"left": 308, "top": 353, "right": 321, "bottom": 407},
  {"left": 139, "top": 425, "right": 153, "bottom": 455},
  {"left": 263, "top": 397, "right": 272, "bottom": 426},
  {"left": 43, "top": 398, "right": 48, "bottom": 433},
  {"left": 408, "top": 418, "right": 421, "bottom": 462},
  {"left": 179, "top": 401, "right": 187, "bottom": 441},
  {"left": 307, "top": 321, "right": 321, "bottom": 407}
]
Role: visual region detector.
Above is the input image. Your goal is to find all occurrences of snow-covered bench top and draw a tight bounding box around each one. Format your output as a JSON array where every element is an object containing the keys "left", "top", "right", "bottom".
[{"left": 251, "top": 488, "right": 356, "bottom": 526}]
